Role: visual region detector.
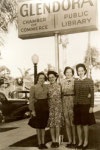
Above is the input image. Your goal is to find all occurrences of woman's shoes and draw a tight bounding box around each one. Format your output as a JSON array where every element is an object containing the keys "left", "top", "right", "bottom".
[
  {"left": 66, "top": 142, "right": 77, "bottom": 148},
  {"left": 72, "top": 143, "right": 77, "bottom": 148},
  {"left": 66, "top": 142, "right": 72, "bottom": 148},
  {"left": 38, "top": 144, "right": 48, "bottom": 149},
  {"left": 76, "top": 144, "right": 83, "bottom": 149},
  {"left": 51, "top": 142, "right": 55, "bottom": 148},
  {"left": 51, "top": 142, "right": 59, "bottom": 148},
  {"left": 83, "top": 144, "right": 88, "bottom": 149}
]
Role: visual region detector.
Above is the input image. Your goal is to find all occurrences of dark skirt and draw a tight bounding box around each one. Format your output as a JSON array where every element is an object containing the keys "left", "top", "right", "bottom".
[
  {"left": 33, "top": 99, "right": 49, "bottom": 129},
  {"left": 73, "top": 104, "right": 96, "bottom": 126}
]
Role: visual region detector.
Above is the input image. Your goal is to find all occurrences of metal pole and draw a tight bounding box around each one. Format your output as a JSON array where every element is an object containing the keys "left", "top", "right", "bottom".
[
  {"left": 87, "top": 32, "right": 92, "bottom": 78},
  {"left": 34, "top": 63, "right": 37, "bottom": 84},
  {"left": 55, "top": 33, "right": 60, "bottom": 74}
]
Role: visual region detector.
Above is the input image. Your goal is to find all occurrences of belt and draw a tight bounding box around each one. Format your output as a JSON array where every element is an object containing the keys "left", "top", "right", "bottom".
[
  {"left": 35, "top": 98, "right": 48, "bottom": 101},
  {"left": 63, "top": 94, "right": 75, "bottom": 96}
]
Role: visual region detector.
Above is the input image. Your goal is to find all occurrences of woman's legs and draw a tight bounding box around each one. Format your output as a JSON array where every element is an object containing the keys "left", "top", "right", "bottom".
[
  {"left": 55, "top": 126, "right": 60, "bottom": 143},
  {"left": 41, "top": 129, "right": 45, "bottom": 144},
  {"left": 66, "top": 126, "right": 72, "bottom": 144},
  {"left": 50, "top": 127, "right": 55, "bottom": 142},
  {"left": 72, "top": 125, "right": 76, "bottom": 144},
  {"left": 83, "top": 125, "right": 89, "bottom": 146},
  {"left": 77, "top": 125, "right": 83, "bottom": 146},
  {"left": 36, "top": 129, "right": 41, "bottom": 145}
]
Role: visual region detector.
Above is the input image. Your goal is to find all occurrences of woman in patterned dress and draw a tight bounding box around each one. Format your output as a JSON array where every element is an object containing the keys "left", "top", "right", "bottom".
[
  {"left": 47, "top": 71, "right": 62, "bottom": 148},
  {"left": 61, "top": 66, "right": 76, "bottom": 148}
]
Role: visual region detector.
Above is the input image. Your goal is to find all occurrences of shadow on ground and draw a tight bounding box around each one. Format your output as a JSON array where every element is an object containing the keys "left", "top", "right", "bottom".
[
  {"left": 10, "top": 111, "right": 100, "bottom": 149},
  {"left": 0, "top": 127, "right": 18, "bottom": 132}
]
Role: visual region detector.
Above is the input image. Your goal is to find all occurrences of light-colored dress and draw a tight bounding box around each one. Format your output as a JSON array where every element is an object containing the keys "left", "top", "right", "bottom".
[
  {"left": 61, "top": 78, "right": 75, "bottom": 126},
  {"left": 48, "top": 83, "right": 62, "bottom": 127}
]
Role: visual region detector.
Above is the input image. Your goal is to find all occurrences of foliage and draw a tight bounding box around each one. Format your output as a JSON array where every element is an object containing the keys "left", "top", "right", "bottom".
[
  {"left": 0, "top": 0, "right": 17, "bottom": 32},
  {"left": 59, "top": 35, "right": 69, "bottom": 48},
  {"left": 84, "top": 47, "right": 100, "bottom": 69},
  {"left": 16, "top": 77, "right": 23, "bottom": 86},
  {"left": 17, "top": 68, "right": 31, "bottom": 78},
  {"left": 0, "top": 0, "right": 17, "bottom": 46},
  {"left": 0, "top": 65, "right": 10, "bottom": 73}
]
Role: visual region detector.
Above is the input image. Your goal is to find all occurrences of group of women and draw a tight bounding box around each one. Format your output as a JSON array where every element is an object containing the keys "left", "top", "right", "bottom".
[{"left": 29, "top": 63, "right": 95, "bottom": 149}]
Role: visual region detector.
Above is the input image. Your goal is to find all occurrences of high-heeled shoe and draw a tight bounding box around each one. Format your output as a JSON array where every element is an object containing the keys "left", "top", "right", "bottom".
[
  {"left": 66, "top": 142, "right": 72, "bottom": 148},
  {"left": 51, "top": 142, "right": 56, "bottom": 148},
  {"left": 72, "top": 143, "right": 77, "bottom": 148},
  {"left": 77, "top": 144, "right": 83, "bottom": 149},
  {"left": 82, "top": 144, "right": 88, "bottom": 149},
  {"left": 55, "top": 142, "right": 59, "bottom": 148}
]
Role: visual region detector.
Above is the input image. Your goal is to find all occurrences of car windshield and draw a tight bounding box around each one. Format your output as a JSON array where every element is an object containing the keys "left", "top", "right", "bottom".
[{"left": 11, "top": 91, "right": 30, "bottom": 99}]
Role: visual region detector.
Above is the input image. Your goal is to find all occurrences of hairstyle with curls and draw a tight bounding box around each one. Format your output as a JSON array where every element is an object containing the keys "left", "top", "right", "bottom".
[
  {"left": 64, "top": 66, "right": 74, "bottom": 76},
  {"left": 76, "top": 63, "right": 87, "bottom": 76},
  {"left": 36, "top": 72, "right": 47, "bottom": 82},
  {"left": 47, "top": 70, "right": 59, "bottom": 80}
]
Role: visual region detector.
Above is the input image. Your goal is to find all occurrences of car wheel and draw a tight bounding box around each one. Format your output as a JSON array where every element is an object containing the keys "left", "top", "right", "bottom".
[{"left": 0, "top": 110, "right": 5, "bottom": 123}]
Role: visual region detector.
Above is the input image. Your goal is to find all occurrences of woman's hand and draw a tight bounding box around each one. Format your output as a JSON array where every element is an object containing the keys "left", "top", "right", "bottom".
[
  {"left": 89, "top": 107, "right": 93, "bottom": 113},
  {"left": 31, "top": 110, "right": 36, "bottom": 116},
  {"left": 88, "top": 93, "right": 91, "bottom": 98}
]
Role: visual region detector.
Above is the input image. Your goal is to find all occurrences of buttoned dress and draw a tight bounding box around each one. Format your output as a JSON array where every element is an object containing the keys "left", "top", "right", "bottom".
[{"left": 61, "top": 78, "right": 75, "bottom": 126}]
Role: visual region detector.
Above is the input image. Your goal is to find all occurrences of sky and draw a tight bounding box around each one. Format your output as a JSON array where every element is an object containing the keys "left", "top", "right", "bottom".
[{"left": 0, "top": 0, "right": 100, "bottom": 80}]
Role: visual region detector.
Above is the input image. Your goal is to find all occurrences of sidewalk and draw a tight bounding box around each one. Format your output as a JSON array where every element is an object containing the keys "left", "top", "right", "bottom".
[
  {"left": 0, "top": 119, "right": 35, "bottom": 150},
  {"left": 0, "top": 104, "right": 100, "bottom": 150}
]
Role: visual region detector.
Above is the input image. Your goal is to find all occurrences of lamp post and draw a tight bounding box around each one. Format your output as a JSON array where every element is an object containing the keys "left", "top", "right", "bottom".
[{"left": 32, "top": 54, "right": 39, "bottom": 85}]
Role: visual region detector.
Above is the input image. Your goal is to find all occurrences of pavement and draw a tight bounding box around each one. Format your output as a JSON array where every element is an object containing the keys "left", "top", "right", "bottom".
[{"left": 0, "top": 104, "right": 100, "bottom": 150}]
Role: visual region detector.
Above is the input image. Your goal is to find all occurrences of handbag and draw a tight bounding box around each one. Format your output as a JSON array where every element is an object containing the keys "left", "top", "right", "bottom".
[
  {"left": 28, "top": 115, "right": 37, "bottom": 128},
  {"left": 88, "top": 113, "right": 96, "bottom": 125}
]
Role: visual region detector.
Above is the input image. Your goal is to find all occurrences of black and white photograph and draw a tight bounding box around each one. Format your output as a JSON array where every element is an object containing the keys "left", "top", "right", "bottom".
[{"left": 0, "top": 0, "right": 100, "bottom": 150}]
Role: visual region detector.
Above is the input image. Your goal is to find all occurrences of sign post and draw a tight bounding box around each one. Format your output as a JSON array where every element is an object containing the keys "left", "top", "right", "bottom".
[{"left": 55, "top": 33, "right": 60, "bottom": 73}]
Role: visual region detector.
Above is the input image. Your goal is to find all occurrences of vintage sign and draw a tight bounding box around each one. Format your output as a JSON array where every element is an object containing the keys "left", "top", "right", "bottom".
[{"left": 18, "top": 0, "right": 98, "bottom": 39}]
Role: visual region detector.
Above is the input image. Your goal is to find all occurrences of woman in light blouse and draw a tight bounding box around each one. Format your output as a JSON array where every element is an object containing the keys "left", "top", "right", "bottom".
[
  {"left": 61, "top": 66, "right": 76, "bottom": 148},
  {"left": 29, "top": 72, "right": 49, "bottom": 149}
]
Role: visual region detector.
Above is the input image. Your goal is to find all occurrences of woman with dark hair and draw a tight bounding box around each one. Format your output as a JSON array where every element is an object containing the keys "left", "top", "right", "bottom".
[
  {"left": 47, "top": 71, "right": 62, "bottom": 148},
  {"left": 61, "top": 66, "right": 76, "bottom": 148},
  {"left": 74, "top": 63, "right": 95, "bottom": 149},
  {"left": 29, "top": 72, "right": 49, "bottom": 149}
]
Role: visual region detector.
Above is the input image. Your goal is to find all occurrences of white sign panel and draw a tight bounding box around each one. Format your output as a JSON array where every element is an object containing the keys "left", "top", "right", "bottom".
[{"left": 18, "top": 0, "right": 98, "bottom": 39}]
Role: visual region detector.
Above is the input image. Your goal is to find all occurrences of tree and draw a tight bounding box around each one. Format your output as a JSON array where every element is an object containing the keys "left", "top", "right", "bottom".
[
  {"left": 0, "top": 0, "right": 17, "bottom": 45},
  {"left": 0, "top": 65, "right": 10, "bottom": 74},
  {"left": 84, "top": 47, "right": 100, "bottom": 78},
  {"left": 17, "top": 68, "right": 33, "bottom": 90},
  {"left": 84, "top": 47, "right": 100, "bottom": 68},
  {"left": 0, "top": 0, "right": 17, "bottom": 32}
]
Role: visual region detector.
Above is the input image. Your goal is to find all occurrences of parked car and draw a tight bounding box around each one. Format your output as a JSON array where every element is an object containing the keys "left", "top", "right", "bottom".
[
  {"left": 0, "top": 91, "right": 30, "bottom": 122},
  {"left": 94, "top": 92, "right": 100, "bottom": 105},
  {"left": 10, "top": 90, "right": 30, "bottom": 99}
]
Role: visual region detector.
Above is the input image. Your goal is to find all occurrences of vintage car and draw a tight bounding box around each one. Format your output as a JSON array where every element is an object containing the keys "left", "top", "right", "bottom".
[{"left": 0, "top": 90, "right": 30, "bottom": 122}]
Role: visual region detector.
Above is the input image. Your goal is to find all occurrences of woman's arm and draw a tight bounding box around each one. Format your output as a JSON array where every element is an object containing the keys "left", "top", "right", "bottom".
[
  {"left": 29, "top": 86, "right": 36, "bottom": 114},
  {"left": 89, "top": 79, "right": 94, "bottom": 108}
]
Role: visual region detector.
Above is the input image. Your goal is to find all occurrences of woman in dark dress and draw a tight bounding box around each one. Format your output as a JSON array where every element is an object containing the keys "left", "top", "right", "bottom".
[
  {"left": 29, "top": 72, "right": 49, "bottom": 149},
  {"left": 73, "top": 63, "right": 95, "bottom": 149}
]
